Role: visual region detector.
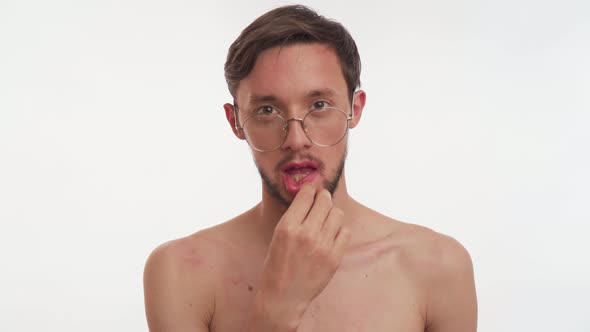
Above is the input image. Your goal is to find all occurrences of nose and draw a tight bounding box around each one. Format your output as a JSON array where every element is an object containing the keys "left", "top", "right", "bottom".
[{"left": 281, "top": 118, "right": 312, "bottom": 151}]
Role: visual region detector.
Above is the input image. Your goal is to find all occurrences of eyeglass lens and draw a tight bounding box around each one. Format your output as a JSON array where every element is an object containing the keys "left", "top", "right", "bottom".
[{"left": 242, "top": 108, "right": 349, "bottom": 152}]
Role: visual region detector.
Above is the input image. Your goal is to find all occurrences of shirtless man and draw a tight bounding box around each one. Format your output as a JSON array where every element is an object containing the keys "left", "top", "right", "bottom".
[{"left": 143, "top": 5, "right": 477, "bottom": 332}]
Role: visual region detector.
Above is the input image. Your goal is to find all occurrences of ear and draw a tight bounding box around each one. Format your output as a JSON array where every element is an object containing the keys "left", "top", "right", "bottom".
[
  {"left": 348, "top": 90, "right": 366, "bottom": 129},
  {"left": 224, "top": 103, "right": 246, "bottom": 140}
]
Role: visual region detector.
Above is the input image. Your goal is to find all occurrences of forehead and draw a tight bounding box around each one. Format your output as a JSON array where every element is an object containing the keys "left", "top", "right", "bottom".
[{"left": 235, "top": 43, "right": 348, "bottom": 107}]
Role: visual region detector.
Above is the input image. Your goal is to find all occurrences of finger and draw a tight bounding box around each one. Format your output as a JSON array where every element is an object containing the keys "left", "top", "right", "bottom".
[
  {"left": 302, "top": 189, "right": 332, "bottom": 233},
  {"left": 332, "top": 226, "right": 351, "bottom": 259},
  {"left": 280, "top": 183, "right": 316, "bottom": 225},
  {"left": 318, "top": 207, "right": 344, "bottom": 246}
]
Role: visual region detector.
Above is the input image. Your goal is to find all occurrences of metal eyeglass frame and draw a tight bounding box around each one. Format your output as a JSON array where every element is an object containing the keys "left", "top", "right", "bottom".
[{"left": 233, "top": 105, "right": 354, "bottom": 152}]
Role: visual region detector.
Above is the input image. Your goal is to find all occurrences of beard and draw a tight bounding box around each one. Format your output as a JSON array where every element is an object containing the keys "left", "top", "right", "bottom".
[{"left": 255, "top": 147, "right": 348, "bottom": 208}]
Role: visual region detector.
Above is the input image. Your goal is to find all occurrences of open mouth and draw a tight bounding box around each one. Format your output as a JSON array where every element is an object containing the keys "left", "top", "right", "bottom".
[{"left": 281, "top": 161, "right": 320, "bottom": 195}]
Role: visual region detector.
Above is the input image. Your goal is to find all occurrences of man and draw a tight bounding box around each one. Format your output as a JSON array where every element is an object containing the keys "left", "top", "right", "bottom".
[{"left": 144, "top": 5, "right": 477, "bottom": 332}]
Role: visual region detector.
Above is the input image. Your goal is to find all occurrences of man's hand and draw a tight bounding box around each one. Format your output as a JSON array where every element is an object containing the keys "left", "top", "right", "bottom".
[{"left": 248, "top": 184, "right": 351, "bottom": 331}]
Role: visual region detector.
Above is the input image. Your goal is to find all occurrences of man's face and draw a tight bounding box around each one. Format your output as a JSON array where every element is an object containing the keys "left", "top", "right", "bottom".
[{"left": 226, "top": 43, "right": 364, "bottom": 206}]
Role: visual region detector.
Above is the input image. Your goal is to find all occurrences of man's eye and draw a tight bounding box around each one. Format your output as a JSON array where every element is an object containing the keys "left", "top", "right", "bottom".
[
  {"left": 312, "top": 101, "right": 328, "bottom": 109},
  {"left": 256, "top": 106, "right": 276, "bottom": 115}
]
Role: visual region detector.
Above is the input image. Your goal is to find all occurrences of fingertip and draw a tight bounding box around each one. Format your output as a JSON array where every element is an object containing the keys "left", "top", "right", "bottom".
[
  {"left": 301, "top": 183, "right": 316, "bottom": 195},
  {"left": 292, "top": 183, "right": 316, "bottom": 207},
  {"left": 319, "top": 188, "right": 332, "bottom": 200}
]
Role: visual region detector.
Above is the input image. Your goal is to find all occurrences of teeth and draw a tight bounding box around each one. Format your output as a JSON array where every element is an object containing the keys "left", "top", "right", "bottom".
[{"left": 290, "top": 171, "right": 310, "bottom": 182}]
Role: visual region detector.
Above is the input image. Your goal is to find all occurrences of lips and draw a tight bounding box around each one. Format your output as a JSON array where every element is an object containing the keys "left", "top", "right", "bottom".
[{"left": 281, "top": 161, "right": 320, "bottom": 195}]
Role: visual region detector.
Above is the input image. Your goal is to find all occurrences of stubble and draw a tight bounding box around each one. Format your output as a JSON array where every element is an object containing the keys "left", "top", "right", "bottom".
[{"left": 255, "top": 148, "right": 347, "bottom": 207}]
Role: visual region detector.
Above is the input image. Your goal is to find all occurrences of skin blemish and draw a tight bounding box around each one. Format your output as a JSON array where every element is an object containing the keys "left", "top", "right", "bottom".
[
  {"left": 186, "top": 257, "right": 203, "bottom": 266},
  {"left": 248, "top": 285, "right": 254, "bottom": 292},
  {"left": 182, "top": 248, "right": 205, "bottom": 268}
]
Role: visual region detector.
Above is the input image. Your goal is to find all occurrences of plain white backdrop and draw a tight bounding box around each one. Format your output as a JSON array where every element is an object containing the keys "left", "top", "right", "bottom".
[{"left": 1, "top": 0, "right": 588, "bottom": 331}]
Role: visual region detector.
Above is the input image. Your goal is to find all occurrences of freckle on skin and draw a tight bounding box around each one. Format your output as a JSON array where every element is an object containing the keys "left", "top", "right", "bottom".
[
  {"left": 365, "top": 274, "right": 368, "bottom": 278},
  {"left": 248, "top": 285, "right": 253, "bottom": 292}
]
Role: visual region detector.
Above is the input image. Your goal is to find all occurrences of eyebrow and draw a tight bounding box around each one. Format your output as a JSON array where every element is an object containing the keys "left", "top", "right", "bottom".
[
  {"left": 247, "top": 88, "right": 338, "bottom": 106},
  {"left": 248, "top": 94, "right": 278, "bottom": 105},
  {"left": 306, "top": 88, "right": 338, "bottom": 99}
]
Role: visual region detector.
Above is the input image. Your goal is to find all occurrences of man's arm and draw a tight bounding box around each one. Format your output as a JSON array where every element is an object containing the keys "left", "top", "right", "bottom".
[
  {"left": 143, "top": 241, "right": 215, "bottom": 332},
  {"left": 425, "top": 236, "right": 478, "bottom": 332}
]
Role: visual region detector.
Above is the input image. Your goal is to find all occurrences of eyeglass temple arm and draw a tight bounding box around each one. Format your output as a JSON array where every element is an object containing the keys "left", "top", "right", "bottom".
[
  {"left": 348, "top": 96, "right": 355, "bottom": 120},
  {"left": 232, "top": 103, "right": 243, "bottom": 130}
]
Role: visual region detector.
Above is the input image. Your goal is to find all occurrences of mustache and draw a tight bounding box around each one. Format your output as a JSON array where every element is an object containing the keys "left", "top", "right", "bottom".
[{"left": 274, "top": 153, "right": 325, "bottom": 173}]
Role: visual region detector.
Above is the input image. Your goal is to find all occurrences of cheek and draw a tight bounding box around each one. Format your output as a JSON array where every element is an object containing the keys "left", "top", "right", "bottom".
[
  {"left": 326, "top": 145, "right": 348, "bottom": 168},
  {"left": 252, "top": 152, "right": 280, "bottom": 171}
]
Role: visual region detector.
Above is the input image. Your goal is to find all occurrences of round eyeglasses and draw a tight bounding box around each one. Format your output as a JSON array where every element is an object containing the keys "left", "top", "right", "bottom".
[{"left": 235, "top": 107, "right": 353, "bottom": 152}]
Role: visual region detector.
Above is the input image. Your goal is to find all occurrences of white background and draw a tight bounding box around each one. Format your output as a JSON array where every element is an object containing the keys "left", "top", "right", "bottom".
[{"left": 1, "top": 0, "right": 588, "bottom": 331}]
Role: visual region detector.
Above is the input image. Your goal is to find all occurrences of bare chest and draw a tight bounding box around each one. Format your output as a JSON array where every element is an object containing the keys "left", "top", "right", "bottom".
[
  {"left": 210, "top": 242, "right": 425, "bottom": 332},
  {"left": 295, "top": 270, "right": 425, "bottom": 332}
]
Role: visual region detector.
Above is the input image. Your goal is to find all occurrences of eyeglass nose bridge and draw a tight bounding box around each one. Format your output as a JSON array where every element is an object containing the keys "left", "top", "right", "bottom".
[
  {"left": 279, "top": 117, "right": 312, "bottom": 148},
  {"left": 282, "top": 117, "right": 307, "bottom": 132}
]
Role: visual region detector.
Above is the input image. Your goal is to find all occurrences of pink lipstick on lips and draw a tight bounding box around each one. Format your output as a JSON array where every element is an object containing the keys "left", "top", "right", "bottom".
[{"left": 281, "top": 160, "right": 320, "bottom": 196}]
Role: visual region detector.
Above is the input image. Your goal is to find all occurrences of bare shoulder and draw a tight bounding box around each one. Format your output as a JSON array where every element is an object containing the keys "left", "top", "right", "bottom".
[
  {"left": 143, "top": 227, "right": 229, "bottom": 332},
  {"left": 396, "top": 222, "right": 473, "bottom": 276},
  {"left": 392, "top": 221, "right": 477, "bottom": 332}
]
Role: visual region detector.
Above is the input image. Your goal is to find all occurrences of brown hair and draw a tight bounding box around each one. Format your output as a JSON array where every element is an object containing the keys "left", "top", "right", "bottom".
[{"left": 224, "top": 5, "right": 361, "bottom": 103}]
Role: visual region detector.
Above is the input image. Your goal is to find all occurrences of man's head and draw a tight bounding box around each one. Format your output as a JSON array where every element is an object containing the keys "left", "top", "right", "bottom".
[
  {"left": 223, "top": 5, "right": 366, "bottom": 206},
  {"left": 224, "top": 5, "right": 361, "bottom": 104}
]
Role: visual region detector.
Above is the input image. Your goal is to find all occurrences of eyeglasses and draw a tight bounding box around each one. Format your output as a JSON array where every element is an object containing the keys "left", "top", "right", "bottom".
[{"left": 235, "top": 106, "right": 353, "bottom": 152}]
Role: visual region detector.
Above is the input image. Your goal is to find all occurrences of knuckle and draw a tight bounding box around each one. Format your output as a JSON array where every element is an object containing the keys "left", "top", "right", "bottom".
[
  {"left": 316, "top": 246, "right": 332, "bottom": 262},
  {"left": 274, "top": 223, "right": 293, "bottom": 240},
  {"left": 332, "top": 207, "right": 344, "bottom": 218},
  {"left": 329, "top": 216, "right": 343, "bottom": 230},
  {"left": 341, "top": 228, "right": 352, "bottom": 239},
  {"left": 329, "top": 209, "right": 344, "bottom": 224},
  {"left": 322, "top": 217, "right": 335, "bottom": 233},
  {"left": 274, "top": 228, "right": 287, "bottom": 241},
  {"left": 342, "top": 227, "right": 351, "bottom": 238},
  {"left": 296, "top": 230, "right": 315, "bottom": 246},
  {"left": 324, "top": 254, "right": 339, "bottom": 270},
  {"left": 340, "top": 228, "right": 352, "bottom": 241},
  {"left": 338, "top": 225, "right": 348, "bottom": 234}
]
